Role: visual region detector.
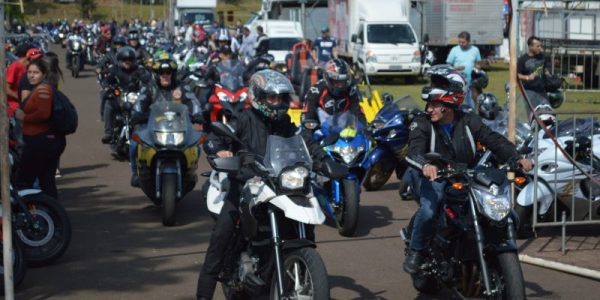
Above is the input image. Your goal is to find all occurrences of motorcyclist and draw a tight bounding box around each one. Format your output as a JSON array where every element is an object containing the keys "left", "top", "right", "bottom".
[
  {"left": 302, "top": 58, "right": 366, "bottom": 126},
  {"left": 96, "top": 35, "right": 127, "bottom": 79},
  {"left": 94, "top": 25, "right": 112, "bottom": 58},
  {"left": 101, "top": 46, "right": 152, "bottom": 144},
  {"left": 129, "top": 54, "right": 204, "bottom": 186},
  {"left": 126, "top": 28, "right": 151, "bottom": 66},
  {"left": 65, "top": 25, "right": 84, "bottom": 69},
  {"left": 402, "top": 65, "right": 533, "bottom": 274},
  {"left": 195, "top": 69, "right": 340, "bottom": 300}
]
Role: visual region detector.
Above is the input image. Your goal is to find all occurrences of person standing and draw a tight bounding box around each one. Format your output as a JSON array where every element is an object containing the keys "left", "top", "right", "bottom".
[
  {"left": 6, "top": 43, "right": 32, "bottom": 117},
  {"left": 446, "top": 31, "right": 481, "bottom": 84},
  {"left": 517, "top": 36, "right": 548, "bottom": 95},
  {"left": 314, "top": 27, "right": 338, "bottom": 65},
  {"left": 254, "top": 25, "right": 269, "bottom": 57},
  {"left": 239, "top": 25, "right": 256, "bottom": 59},
  {"left": 14, "top": 59, "right": 66, "bottom": 199}
]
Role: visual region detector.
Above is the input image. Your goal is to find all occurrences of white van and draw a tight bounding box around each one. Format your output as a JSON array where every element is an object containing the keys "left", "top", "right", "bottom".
[{"left": 250, "top": 20, "right": 304, "bottom": 64}]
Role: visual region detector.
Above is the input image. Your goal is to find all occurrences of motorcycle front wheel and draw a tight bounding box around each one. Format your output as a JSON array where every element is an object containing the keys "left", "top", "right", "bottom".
[
  {"left": 17, "top": 193, "right": 72, "bottom": 266},
  {"left": 271, "top": 247, "right": 329, "bottom": 300},
  {"left": 337, "top": 179, "right": 360, "bottom": 237},
  {"left": 161, "top": 173, "right": 177, "bottom": 226},
  {"left": 490, "top": 252, "right": 526, "bottom": 300},
  {"left": 363, "top": 160, "right": 395, "bottom": 191}
]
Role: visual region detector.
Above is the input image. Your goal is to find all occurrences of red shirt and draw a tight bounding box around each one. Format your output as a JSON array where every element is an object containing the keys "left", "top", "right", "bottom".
[{"left": 6, "top": 60, "right": 27, "bottom": 115}]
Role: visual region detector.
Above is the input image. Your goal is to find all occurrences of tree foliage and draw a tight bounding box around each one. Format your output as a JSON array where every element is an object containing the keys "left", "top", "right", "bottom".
[{"left": 79, "top": 0, "right": 97, "bottom": 19}]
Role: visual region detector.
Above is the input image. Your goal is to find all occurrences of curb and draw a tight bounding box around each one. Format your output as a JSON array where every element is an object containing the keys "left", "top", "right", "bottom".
[{"left": 519, "top": 254, "right": 600, "bottom": 281}]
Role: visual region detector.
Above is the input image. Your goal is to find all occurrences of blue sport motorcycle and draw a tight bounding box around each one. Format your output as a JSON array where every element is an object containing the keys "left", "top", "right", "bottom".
[
  {"left": 307, "top": 110, "right": 371, "bottom": 237},
  {"left": 362, "top": 95, "right": 419, "bottom": 191}
]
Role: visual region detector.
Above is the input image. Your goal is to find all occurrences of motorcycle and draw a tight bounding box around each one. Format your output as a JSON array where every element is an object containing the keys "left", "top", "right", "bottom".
[
  {"left": 106, "top": 84, "right": 140, "bottom": 159},
  {"left": 6, "top": 149, "right": 72, "bottom": 267},
  {"left": 208, "top": 122, "right": 333, "bottom": 299},
  {"left": 84, "top": 31, "right": 96, "bottom": 65},
  {"left": 305, "top": 110, "right": 370, "bottom": 237},
  {"left": 132, "top": 101, "right": 203, "bottom": 226},
  {"left": 67, "top": 34, "right": 85, "bottom": 78},
  {"left": 400, "top": 152, "right": 526, "bottom": 299},
  {"left": 363, "top": 95, "right": 418, "bottom": 191},
  {"left": 207, "top": 60, "right": 249, "bottom": 122}
]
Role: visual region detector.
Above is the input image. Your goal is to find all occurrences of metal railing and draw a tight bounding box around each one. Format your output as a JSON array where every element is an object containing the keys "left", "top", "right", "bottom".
[
  {"left": 545, "top": 46, "right": 600, "bottom": 92},
  {"left": 531, "top": 110, "right": 600, "bottom": 253}
]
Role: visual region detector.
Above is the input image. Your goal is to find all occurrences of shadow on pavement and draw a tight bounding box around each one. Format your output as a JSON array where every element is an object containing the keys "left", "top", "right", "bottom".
[
  {"left": 60, "top": 163, "right": 109, "bottom": 176},
  {"left": 329, "top": 275, "right": 386, "bottom": 300},
  {"left": 353, "top": 205, "right": 395, "bottom": 237},
  {"left": 525, "top": 280, "right": 555, "bottom": 298}
]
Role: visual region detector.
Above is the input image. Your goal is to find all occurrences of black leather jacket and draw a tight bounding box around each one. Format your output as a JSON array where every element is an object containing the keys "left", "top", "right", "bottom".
[
  {"left": 101, "top": 64, "right": 151, "bottom": 93},
  {"left": 302, "top": 79, "right": 365, "bottom": 125},
  {"left": 406, "top": 110, "right": 520, "bottom": 170},
  {"left": 132, "top": 80, "right": 204, "bottom": 125}
]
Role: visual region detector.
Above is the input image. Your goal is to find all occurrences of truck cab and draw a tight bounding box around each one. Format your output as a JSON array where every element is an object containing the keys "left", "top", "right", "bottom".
[{"left": 351, "top": 21, "right": 421, "bottom": 77}]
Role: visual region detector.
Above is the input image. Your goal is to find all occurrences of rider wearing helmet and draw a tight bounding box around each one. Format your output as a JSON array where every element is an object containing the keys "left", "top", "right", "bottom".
[
  {"left": 302, "top": 58, "right": 366, "bottom": 127},
  {"left": 127, "top": 28, "right": 151, "bottom": 65},
  {"left": 65, "top": 25, "right": 84, "bottom": 69},
  {"left": 196, "top": 70, "right": 337, "bottom": 300},
  {"left": 468, "top": 67, "right": 489, "bottom": 108},
  {"left": 128, "top": 53, "right": 204, "bottom": 186},
  {"left": 96, "top": 35, "right": 127, "bottom": 78},
  {"left": 402, "top": 65, "right": 533, "bottom": 274},
  {"left": 101, "top": 46, "right": 152, "bottom": 144}
]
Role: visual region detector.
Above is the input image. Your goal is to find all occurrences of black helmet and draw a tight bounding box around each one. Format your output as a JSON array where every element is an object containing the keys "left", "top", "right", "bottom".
[
  {"left": 547, "top": 91, "right": 564, "bottom": 109},
  {"left": 477, "top": 93, "right": 499, "bottom": 120},
  {"left": 116, "top": 46, "right": 137, "bottom": 62},
  {"left": 471, "top": 67, "right": 489, "bottom": 90},
  {"left": 323, "top": 59, "right": 352, "bottom": 97},
  {"left": 127, "top": 28, "right": 139, "bottom": 41},
  {"left": 248, "top": 69, "right": 294, "bottom": 121},
  {"left": 112, "top": 35, "right": 127, "bottom": 46}
]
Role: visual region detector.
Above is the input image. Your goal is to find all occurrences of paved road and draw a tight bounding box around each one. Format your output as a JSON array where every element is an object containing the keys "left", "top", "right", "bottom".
[{"left": 14, "top": 49, "right": 600, "bottom": 300}]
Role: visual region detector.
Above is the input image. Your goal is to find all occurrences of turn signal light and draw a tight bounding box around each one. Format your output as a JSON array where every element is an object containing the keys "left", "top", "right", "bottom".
[
  {"left": 114, "top": 89, "right": 121, "bottom": 96},
  {"left": 514, "top": 177, "right": 527, "bottom": 185},
  {"left": 452, "top": 182, "right": 464, "bottom": 190},
  {"left": 131, "top": 133, "right": 142, "bottom": 144}
]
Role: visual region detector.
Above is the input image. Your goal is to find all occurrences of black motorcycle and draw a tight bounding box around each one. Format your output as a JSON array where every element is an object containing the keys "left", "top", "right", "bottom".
[
  {"left": 208, "top": 122, "right": 336, "bottom": 299},
  {"left": 401, "top": 153, "right": 526, "bottom": 299},
  {"left": 67, "top": 35, "right": 85, "bottom": 78},
  {"left": 133, "top": 101, "right": 203, "bottom": 226},
  {"left": 106, "top": 84, "right": 140, "bottom": 159}
]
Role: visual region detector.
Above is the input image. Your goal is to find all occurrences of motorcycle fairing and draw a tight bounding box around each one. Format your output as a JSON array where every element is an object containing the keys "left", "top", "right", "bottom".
[
  {"left": 516, "top": 178, "right": 554, "bottom": 214},
  {"left": 206, "top": 171, "right": 229, "bottom": 215}
]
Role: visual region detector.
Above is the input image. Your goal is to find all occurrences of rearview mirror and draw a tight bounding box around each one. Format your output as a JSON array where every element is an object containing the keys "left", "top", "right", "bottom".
[
  {"left": 209, "top": 157, "right": 241, "bottom": 172},
  {"left": 210, "top": 122, "right": 244, "bottom": 146}
]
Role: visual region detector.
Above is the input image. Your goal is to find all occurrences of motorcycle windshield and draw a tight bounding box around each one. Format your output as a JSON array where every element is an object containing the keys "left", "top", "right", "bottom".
[
  {"left": 376, "top": 95, "right": 418, "bottom": 120},
  {"left": 317, "top": 109, "right": 361, "bottom": 134},
  {"left": 147, "top": 101, "right": 190, "bottom": 133},
  {"left": 217, "top": 61, "right": 245, "bottom": 91},
  {"left": 263, "top": 135, "right": 312, "bottom": 177}
]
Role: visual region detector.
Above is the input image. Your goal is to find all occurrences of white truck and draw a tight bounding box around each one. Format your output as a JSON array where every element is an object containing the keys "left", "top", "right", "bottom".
[
  {"left": 330, "top": 0, "right": 422, "bottom": 78},
  {"left": 175, "top": 0, "right": 217, "bottom": 26},
  {"left": 411, "top": 0, "right": 504, "bottom": 62}
]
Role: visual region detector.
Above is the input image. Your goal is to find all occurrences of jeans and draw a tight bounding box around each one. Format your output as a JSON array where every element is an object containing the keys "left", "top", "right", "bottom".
[
  {"left": 103, "top": 100, "right": 115, "bottom": 136},
  {"left": 129, "top": 140, "right": 137, "bottom": 175},
  {"left": 409, "top": 171, "right": 446, "bottom": 251},
  {"left": 196, "top": 181, "right": 242, "bottom": 299},
  {"left": 16, "top": 132, "right": 66, "bottom": 199}
]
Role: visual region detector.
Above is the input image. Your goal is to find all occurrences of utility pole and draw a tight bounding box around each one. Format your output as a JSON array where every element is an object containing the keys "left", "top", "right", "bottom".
[
  {"left": 299, "top": 0, "right": 306, "bottom": 38},
  {"left": 168, "top": 0, "right": 175, "bottom": 39},
  {"left": 0, "top": 2, "right": 16, "bottom": 299},
  {"left": 508, "top": 0, "right": 518, "bottom": 143}
]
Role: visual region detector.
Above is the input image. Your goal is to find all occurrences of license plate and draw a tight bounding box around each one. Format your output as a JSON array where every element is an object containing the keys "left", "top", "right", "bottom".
[{"left": 389, "top": 65, "right": 403, "bottom": 70}]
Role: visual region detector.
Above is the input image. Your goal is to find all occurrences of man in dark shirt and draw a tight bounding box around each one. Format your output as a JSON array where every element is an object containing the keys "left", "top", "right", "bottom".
[{"left": 517, "top": 36, "right": 548, "bottom": 94}]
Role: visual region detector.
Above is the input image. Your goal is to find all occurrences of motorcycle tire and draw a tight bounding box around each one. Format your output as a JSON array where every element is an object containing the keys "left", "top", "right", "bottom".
[
  {"left": 271, "top": 247, "right": 329, "bottom": 300},
  {"left": 72, "top": 56, "right": 80, "bottom": 78},
  {"left": 411, "top": 271, "right": 437, "bottom": 294},
  {"left": 514, "top": 204, "right": 534, "bottom": 239},
  {"left": 492, "top": 252, "right": 526, "bottom": 300},
  {"left": 0, "top": 238, "right": 27, "bottom": 293},
  {"left": 363, "top": 161, "right": 394, "bottom": 191},
  {"left": 17, "top": 193, "right": 72, "bottom": 266},
  {"left": 337, "top": 179, "right": 360, "bottom": 237},
  {"left": 161, "top": 173, "right": 177, "bottom": 226}
]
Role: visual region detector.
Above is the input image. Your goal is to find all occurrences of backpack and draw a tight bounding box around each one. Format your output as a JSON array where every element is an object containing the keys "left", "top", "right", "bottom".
[{"left": 50, "top": 88, "right": 78, "bottom": 135}]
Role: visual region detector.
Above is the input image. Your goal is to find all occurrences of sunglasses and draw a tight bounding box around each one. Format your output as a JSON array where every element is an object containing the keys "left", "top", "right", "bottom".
[{"left": 159, "top": 71, "right": 172, "bottom": 75}]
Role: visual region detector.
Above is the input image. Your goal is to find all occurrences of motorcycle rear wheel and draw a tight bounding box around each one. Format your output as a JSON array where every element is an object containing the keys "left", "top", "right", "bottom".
[
  {"left": 0, "top": 238, "right": 27, "bottom": 293},
  {"left": 161, "top": 174, "right": 177, "bottom": 226},
  {"left": 363, "top": 161, "right": 394, "bottom": 191},
  {"left": 337, "top": 179, "right": 360, "bottom": 237},
  {"left": 271, "top": 247, "right": 329, "bottom": 300},
  {"left": 17, "top": 193, "right": 72, "bottom": 266}
]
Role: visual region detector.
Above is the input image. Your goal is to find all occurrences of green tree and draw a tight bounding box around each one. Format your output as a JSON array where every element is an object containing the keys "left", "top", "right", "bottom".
[{"left": 79, "top": 0, "right": 97, "bottom": 19}]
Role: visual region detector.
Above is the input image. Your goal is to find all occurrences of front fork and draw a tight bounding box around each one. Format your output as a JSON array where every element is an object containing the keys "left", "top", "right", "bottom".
[
  {"left": 269, "top": 208, "right": 285, "bottom": 299},
  {"left": 468, "top": 190, "right": 493, "bottom": 297}
]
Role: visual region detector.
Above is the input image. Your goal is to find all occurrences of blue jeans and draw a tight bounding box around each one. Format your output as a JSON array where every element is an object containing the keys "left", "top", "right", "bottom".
[
  {"left": 409, "top": 171, "right": 446, "bottom": 251},
  {"left": 129, "top": 140, "right": 137, "bottom": 175}
]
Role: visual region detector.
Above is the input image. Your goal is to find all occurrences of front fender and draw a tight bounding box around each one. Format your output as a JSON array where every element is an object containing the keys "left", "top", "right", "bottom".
[
  {"left": 282, "top": 239, "right": 316, "bottom": 251},
  {"left": 17, "top": 189, "right": 44, "bottom": 198},
  {"left": 516, "top": 178, "right": 554, "bottom": 214}
]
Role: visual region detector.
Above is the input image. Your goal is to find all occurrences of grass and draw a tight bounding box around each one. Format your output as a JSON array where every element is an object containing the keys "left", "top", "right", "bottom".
[{"left": 366, "top": 62, "right": 600, "bottom": 114}]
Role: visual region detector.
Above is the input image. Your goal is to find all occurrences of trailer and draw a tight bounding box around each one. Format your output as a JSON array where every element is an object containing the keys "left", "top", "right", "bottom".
[{"left": 175, "top": 0, "right": 217, "bottom": 26}]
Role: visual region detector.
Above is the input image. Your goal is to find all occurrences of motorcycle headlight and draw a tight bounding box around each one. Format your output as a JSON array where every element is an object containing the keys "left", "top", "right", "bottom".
[
  {"left": 59, "top": 33, "right": 65, "bottom": 38},
  {"left": 217, "top": 92, "right": 232, "bottom": 102},
  {"left": 238, "top": 92, "right": 248, "bottom": 102},
  {"left": 126, "top": 92, "right": 139, "bottom": 103},
  {"left": 73, "top": 41, "right": 80, "bottom": 49},
  {"left": 371, "top": 121, "right": 385, "bottom": 130},
  {"left": 155, "top": 131, "right": 184, "bottom": 146},
  {"left": 473, "top": 185, "right": 511, "bottom": 221},
  {"left": 280, "top": 167, "right": 309, "bottom": 190},
  {"left": 387, "top": 129, "right": 398, "bottom": 139},
  {"left": 332, "top": 145, "right": 365, "bottom": 165}
]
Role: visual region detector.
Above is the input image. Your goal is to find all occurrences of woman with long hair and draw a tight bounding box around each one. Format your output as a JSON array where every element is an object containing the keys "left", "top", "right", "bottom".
[{"left": 14, "top": 58, "right": 66, "bottom": 199}]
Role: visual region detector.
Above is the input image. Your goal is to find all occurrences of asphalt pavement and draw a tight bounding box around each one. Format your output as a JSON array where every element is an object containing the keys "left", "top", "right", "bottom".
[{"left": 13, "top": 47, "right": 600, "bottom": 300}]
